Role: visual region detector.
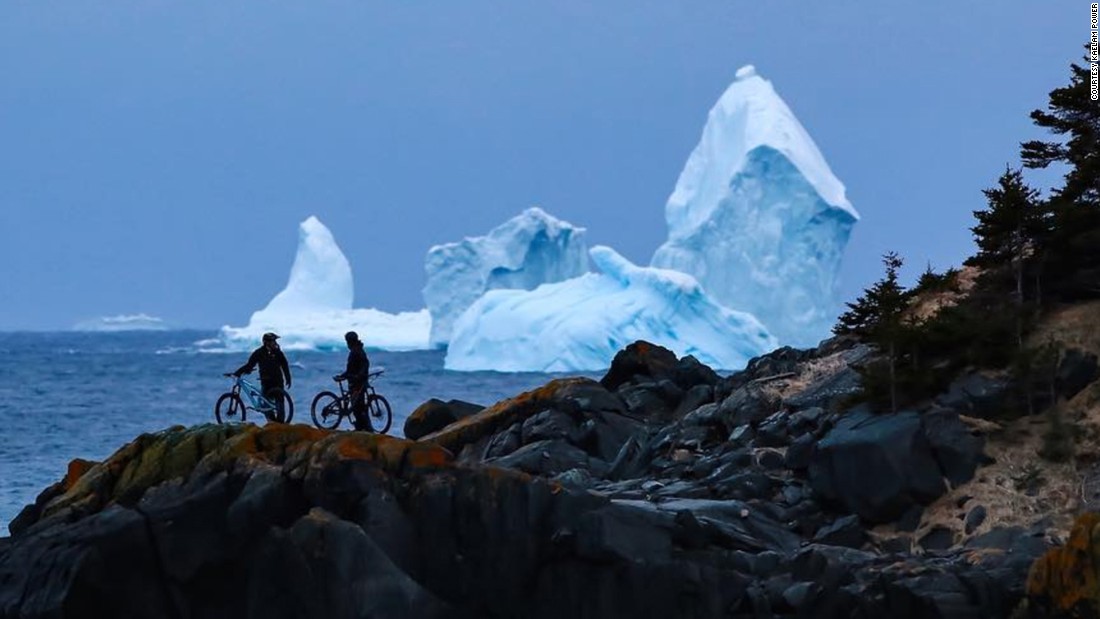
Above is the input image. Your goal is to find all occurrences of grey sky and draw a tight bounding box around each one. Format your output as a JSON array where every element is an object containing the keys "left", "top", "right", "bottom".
[{"left": 0, "top": 1, "right": 1081, "bottom": 330}]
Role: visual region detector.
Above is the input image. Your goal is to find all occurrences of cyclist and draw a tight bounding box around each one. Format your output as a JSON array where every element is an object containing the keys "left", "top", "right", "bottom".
[
  {"left": 334, "top": 331, "right": 371, "bottom": 431},
  {"left": 229, "top": 332, "right": 292, "bottom": 421}
]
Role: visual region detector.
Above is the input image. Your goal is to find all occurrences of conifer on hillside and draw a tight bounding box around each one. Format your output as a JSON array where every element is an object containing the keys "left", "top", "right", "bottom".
[{"left": 1020, "top": 49, "right": 1100, "bottom": 300}]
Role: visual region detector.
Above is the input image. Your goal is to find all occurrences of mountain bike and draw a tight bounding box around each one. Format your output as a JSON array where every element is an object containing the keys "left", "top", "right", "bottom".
[
  {"left": 310, "top": 370, "right": 392, "bottom": 433},
  {"left": 214, "top": 374, "right": 295, "bottom": 424}
]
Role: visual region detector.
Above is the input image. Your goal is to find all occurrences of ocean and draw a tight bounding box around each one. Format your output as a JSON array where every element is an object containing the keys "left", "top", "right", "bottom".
[{"left": 0, "top": 330, "right": 584, "bottom": 531}]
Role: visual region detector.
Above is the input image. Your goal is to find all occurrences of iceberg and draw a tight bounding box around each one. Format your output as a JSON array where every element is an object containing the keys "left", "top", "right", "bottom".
[
  {"left": 444, "top": 245, "right": 776, "bottom": 372},
  {"left": 651, "top": 65, "right": 860, "bottom": 348},
  {"left": 423, "top": 207, "right": 589, "bottom": 348},
  {"left": 73, "top": 313, "right": 170, "bottom": 332},
  {"left": 219, "top": 216, "right": 430, "bottom": 351}
]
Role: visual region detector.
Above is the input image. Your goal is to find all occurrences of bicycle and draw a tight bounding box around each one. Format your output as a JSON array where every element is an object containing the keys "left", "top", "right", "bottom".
[
  {"left": 214, "top": 374, "right": 295, "bottom": 424},
  {"left": 310, "top": 370, "right": 392, "bottom": 433}
]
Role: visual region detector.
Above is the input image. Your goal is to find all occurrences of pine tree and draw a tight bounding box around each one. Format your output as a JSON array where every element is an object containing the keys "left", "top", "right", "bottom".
[
  {"left": 970, "top": 168, "right": 1043, "bottom": 274},
  {"left": 835, "top": 252, "right": 910, "bottom": 412},
  {"left": 969, "top": 168, "right": 1044, "bottom": 349},
  {"left": 913, "top": 263, "right": 959, "bottom": 296},
  {"left": 1021, "top": 50, "right": 1100, "bottom": 207},
  {"left": 1020, "top": 48, "right": 1100, "bottom": 299}
]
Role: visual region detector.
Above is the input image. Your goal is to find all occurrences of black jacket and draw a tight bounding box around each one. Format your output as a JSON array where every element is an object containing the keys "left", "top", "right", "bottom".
[
  {"left": 342, "top": 344, "right": 370, "bottom": 387},
  {"left": 235, "top": 346, "right": 292, "bottom": 387}
]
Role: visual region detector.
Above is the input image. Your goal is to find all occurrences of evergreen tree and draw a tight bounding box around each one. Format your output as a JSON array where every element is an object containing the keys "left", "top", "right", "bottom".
[
  {"left": 835, "top": 252, "right": 910, "bottom": 412},
  {"left": 1020, "top": 49, "right": 1100, "bottom": 299},
  {"left": 913, "top": 263, "right": 959, "bottom": 296},
  {"left": 970, "top": 168, "right": 1043, "bottom": 274},
  {"left": 968, "top": 168, "right": 1044, "bottom": 348},
  {"left": 1020, "top": 50, "right": 1100, "bottom": 207}
]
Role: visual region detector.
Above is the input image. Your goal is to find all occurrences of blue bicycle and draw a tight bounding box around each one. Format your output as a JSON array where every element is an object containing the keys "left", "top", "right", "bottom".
[{"left": 214, "top": 374, "right": 294, "bottom": 424}]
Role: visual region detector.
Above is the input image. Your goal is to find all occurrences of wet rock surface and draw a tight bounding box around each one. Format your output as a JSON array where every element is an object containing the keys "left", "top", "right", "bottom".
[{"left": 0, "top": 340, "right": 1060, "bottom": 618}]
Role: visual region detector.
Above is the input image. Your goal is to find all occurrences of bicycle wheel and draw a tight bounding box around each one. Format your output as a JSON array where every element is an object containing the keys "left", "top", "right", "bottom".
[
  {"left": 311, "top": 391, "right": 344, "bottom": 430},
  {"left": 215, "top": 393, "right": 247, "bottom": 424},
  {"left": 367, "top": 394, "right": 393, "bottom": 435},
  {"left": 275, "top": 389, "right": 292, "bottom": 424}
]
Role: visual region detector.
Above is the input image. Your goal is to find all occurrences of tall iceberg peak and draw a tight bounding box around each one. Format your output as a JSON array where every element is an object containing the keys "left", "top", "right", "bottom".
[
  {"left": 652, "top": 65, "right": 860, "bottom": 347},
  {"left": 219, "top": 216, "right": 429, "bottom": 351},
  {"left": 445, "top": 245, "right": 776, "bottom": 372},
  {"left": 423, "top": 206, "right": 589, "bottom": 348},
  {"left": 261, "top": 215, "right": 353, "bottom": 315}
]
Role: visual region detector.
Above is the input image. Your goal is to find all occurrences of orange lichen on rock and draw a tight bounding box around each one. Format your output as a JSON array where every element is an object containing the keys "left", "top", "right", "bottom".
[
  {"left": 419, "top": 377, "right": 595, "bottom": 453},
  {"left": 215, "top": 424, "right": 328, "bottom": 461},
  {"left": 41, "top": 423, "right": 332, "bottom": 521},
  {"left": 1027, "top": 512, "right": 1100, "bottom": 616},
  {"left": 42, "top": 425, "right": 241, "bottom": 519},
  {"left": 306, "top": 432, "right": 453, "bottom": 474},
  {"left": 64, "top": 458, "right": 97, "bottom": 491}
]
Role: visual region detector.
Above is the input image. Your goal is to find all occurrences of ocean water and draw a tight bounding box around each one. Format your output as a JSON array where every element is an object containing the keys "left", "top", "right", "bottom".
[{"left": 0, "top": 330, "right": 587, "bottom": 531}]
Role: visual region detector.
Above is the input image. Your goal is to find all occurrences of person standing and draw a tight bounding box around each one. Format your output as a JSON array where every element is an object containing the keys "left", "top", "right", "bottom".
[
  {"left": 229, "top": 332, "right": 292, "bottom": 422},
  {"left": 334, "top": 331, "right": 371, "bottom": 431}
]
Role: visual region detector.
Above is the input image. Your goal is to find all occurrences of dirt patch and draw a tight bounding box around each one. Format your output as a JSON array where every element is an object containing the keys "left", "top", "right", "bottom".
[
  {"left": 905, "top": 266, "right": 981, "bottom": 324},
  {"left": 1027, "top": 300, "right": 1100, "bottom": 355},
  {"left": 754, "top": 352, "right": 851, "bottom": 403}
]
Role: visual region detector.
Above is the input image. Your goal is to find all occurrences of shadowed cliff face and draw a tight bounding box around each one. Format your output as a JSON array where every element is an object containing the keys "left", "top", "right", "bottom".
[{"left": 0, "top": 340, "right": 1075, "bottom": 618}]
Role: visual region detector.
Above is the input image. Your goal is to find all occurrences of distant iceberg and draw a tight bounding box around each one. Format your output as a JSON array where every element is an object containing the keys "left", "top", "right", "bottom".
[
  {"left": 445, "top": 245, "right": 776, "bottom": 372},
  {"left": 423, "top": 207, "right": 589, "bottom": 349},
  {"left": 651, "top": 65, "right": 859, "bottom": 348},
  {"left": 219, "top": 217, "right": 430, "bottom": 351},
  {"left": 73, "top": 313, "right": 170, "bottom": 332}
]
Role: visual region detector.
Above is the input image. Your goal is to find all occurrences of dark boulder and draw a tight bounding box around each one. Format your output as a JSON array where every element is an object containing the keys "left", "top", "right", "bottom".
[
  {"left": 808, "top": 408, "right": 946, "bottom": 523},
  {"left": 711, "top": 471, "right": 777, "bottom": 501},
  {"left": 618, "top": 383, "right": 675, "bottom": 422},
  {"left": 521, "top": 408, "right": 577, "bottom": 444},
  {"left": 671, "top": 355, "right": 720, "bottom": 390},
  {"left": 717, "top": 346, "right": 810, "bottom": 399},
  {"left": 674, "top": 384, "right": 714, "bottom": 418},
  {"left": 0, "top": 505, "right": 180, "bottom": 618},
  {"left": 263, "top": 508, "right": 450, "bottom": 618},
  {"left": 920, "top": 407, "right": 985, "bottom": 486},
  {"left": 918, "top": 526, "right": 955, "bottom": 551},
  {"left": 785, "top": 433, "right": 816, "bottom": 470},
  {"left": 813, "top": 514, "right": 865, "bottom": 549},
  {"left": 490, "top": 439, "right": 608, "bottom": 478},
  {"left": 718, "top": 384, "right": 781, "bottom": 429},
  {"left": 1057, "top": 348, "right": 1099, "bottom": 400},
  {"left": 936, "top": 372, "right": 1011, "bottom": 418},
  {"left": 483, "top": 421, "right": 523, "bottom": 459},
  {"left": 600, "top": 341, "right": 679, "bottom": 391},
  {"left": 964, "top": 505, "right": 987, "bottom": 534},
  {"left": 404, "top": 398, "right": 484, "bottom": 440},
  {"left": 788, "top": 407, "right": 825, "bottom": 436},
  {"left": 756, "top": 412, "right": 790, "bottom": 447}
]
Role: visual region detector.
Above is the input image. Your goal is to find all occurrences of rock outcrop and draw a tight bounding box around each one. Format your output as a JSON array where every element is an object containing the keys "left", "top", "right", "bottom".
[{"left": 0, "top": 339, "right": 1056, "bottom": 618}]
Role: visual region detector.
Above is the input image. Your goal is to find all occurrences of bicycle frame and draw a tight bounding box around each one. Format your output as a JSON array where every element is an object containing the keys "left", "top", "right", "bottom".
[
  {"left": 232, "top": 376, "right": 278, "bottom": 415},
  {"left": 331, "top": 371, "right": 383, "bottom": 417}
]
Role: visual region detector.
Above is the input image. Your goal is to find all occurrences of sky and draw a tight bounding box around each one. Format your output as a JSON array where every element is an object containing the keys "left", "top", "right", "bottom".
[{"left": 0, "top": 1, "right": 1083, "bottom": 330}]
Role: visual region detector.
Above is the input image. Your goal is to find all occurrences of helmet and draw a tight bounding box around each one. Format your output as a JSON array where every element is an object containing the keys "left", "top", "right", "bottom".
[
  {"left": 262, "top": 332, "right": 280, "bottom": 342},
  {"left": 344, "top": 331, "right": 360, "bottom": 343}
]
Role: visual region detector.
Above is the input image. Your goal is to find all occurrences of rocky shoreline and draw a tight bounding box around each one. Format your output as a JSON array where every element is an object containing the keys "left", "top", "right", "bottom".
[{"left": 2, "top": 338, "right": 1097, "bottom": 618}]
